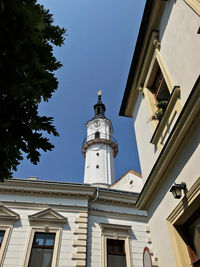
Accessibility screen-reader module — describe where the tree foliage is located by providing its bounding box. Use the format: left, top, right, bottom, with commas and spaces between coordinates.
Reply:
0, 0, 66, 181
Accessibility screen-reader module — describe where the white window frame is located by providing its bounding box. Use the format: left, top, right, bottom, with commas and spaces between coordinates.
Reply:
23, 208, 67, 267
99, 223, 132, 267
0, 205, 20, 266
22, 227, 62, 267
0, 225, 13, 266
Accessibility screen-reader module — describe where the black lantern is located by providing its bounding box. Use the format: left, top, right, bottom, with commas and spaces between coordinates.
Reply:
170, 182, 187, 199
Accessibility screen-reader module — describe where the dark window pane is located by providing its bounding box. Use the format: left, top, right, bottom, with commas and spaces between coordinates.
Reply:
107, 239, 126, 267
28, 233, 55, 267
95, 131, 100, 138
151, 69, 170, 102
0, 230, 5, 247
107, 255, 126, 267
28, 248, 53, 267
107, 239, 125, 255
33, 233, 55, 247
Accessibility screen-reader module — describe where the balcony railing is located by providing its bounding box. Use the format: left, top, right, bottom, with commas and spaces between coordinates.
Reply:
82, 133, 118, 146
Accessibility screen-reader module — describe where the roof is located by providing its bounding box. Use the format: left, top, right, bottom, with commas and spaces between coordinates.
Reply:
119, 0, 153, 116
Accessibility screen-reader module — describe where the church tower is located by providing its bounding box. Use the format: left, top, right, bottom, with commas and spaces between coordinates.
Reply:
82, 91, 118, 187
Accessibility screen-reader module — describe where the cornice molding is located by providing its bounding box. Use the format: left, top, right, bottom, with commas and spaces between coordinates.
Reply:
89, 209, 148, 222
120, 0, 167, 117
0, 180, 140, 207
137, 77, 200, 209
28, 208, 67, 224
167, 177, 200, 224
0, 201, 88, 213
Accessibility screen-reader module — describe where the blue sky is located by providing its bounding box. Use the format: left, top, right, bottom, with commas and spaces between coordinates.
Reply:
13, 0, 146, 183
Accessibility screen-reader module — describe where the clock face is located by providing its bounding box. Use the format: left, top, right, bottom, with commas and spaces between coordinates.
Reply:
94, 120, 101, 128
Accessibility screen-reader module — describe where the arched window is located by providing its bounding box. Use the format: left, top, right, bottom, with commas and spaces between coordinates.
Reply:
95, 131, 100, 138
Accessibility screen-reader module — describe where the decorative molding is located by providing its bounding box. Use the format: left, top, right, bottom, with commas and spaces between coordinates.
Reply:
153, 39, 160, 49
100, 223, 132, 267
137, 77, 200, 209
184, 0, 200, 15
28, 208, 67, 224
137, 86, 145, 96
0, 205, 20, 221
99, 223, 132, 232
72, 213, 88, 267
0, 201, 88, 213
89, 208, 147, 222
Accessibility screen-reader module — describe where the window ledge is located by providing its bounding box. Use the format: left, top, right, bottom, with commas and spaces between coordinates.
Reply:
150, 86, 180, 144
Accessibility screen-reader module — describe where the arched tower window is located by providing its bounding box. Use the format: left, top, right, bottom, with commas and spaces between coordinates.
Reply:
95, 131, 100, 138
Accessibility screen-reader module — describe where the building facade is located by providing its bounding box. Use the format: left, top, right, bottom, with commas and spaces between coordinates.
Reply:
0, 178, 156, 267
120, 0, 200, 266
0, 93, 158, 267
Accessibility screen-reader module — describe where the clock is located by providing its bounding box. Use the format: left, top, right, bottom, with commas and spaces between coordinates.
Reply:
94, 120, 101, 128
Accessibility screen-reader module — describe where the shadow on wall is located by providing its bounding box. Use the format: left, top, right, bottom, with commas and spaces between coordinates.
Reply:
147, 112, 200, 220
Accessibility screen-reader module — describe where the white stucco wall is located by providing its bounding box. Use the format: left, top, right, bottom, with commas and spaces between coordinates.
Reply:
111, 171, 144, 193
84, 118, 116, 185
87, 202, 150, 267
2, 206, 81, 267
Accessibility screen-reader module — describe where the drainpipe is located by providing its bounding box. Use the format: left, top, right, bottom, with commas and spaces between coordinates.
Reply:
86, 187, 99, 267
92, 187, 99, 202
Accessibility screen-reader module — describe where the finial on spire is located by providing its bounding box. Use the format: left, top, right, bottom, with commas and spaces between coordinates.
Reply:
98, 90, 102, 96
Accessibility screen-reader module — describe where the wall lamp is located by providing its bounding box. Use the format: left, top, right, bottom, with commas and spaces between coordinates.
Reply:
170, 182, 187, 199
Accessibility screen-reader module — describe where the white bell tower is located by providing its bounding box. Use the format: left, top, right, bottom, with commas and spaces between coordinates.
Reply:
82, 91, 118, 187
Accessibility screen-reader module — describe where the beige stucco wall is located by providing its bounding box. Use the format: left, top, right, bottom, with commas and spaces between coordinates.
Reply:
147, 113, 200, 266
132, 94, 158, 184
159, 0, 200, 105
132, 0, 200, 184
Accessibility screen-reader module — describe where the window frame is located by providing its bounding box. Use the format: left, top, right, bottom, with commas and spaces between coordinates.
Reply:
23, 227, 62, 267
0, 205, 20, 266
184, 0, 200, 16
167, 177, 200, 267
99, 223, 132, 267
0, 226, 13, 266
143, 50, 182, 148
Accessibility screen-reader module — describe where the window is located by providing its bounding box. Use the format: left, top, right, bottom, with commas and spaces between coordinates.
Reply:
143, 50, 181, 147
95, 131, 100, 138
107, 239, 126, 267
0, 231, 5, 248
23, 208, 66, 267
96, 165, 99, 169
167, 177, 200, 267
97, 153, 99, 156
99, 223, 131, 267
151, 68, 170, 102
181, 207, 200, 266
0, 205, 20, 266
28, 232, 55, 267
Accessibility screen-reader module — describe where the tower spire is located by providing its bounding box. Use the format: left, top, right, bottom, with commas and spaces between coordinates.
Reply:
82, 92, 118, 187
93, 91, 106, 119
